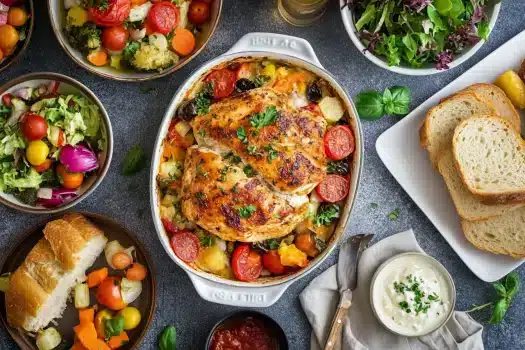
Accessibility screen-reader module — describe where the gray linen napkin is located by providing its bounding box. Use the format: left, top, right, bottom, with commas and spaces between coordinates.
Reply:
299, 229, 484, 350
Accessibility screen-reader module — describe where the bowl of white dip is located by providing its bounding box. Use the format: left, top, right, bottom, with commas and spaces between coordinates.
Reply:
370, 252, 456, 337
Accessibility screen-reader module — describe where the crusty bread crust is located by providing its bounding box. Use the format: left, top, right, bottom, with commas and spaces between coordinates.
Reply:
43, 220, 85, 271
453, 115, 525, 205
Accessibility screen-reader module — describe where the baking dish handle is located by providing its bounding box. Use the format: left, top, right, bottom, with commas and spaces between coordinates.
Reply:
226, 32, 324, 69
187, 272, 294, 307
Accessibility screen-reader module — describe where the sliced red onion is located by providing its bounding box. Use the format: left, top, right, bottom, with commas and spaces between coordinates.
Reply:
47, 81, 60, 94
0, 0, 19, 7
37, 188, 53, 199
38, 188, 77, 208
14, 87, 33, 101
0, 12, 7, 26
59, 144, 99, 173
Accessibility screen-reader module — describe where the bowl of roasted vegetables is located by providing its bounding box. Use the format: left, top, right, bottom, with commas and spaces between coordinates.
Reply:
0, 73, 113, 213
0, 0, 34, 73
150, 33, 363, 305
48, 0, 222, 81
340, 0, 501, 75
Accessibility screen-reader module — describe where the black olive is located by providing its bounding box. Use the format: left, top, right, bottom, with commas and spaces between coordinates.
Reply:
176, 100, 198, 121
307, 81, 322, 102
235, 78, 256, 93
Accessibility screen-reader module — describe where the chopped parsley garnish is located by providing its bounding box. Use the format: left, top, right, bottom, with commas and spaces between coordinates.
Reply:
218, 166, 230, 182
247, 145, 258, 155
223, 152, 241, 164
194, 191, 207, 207
394, 276, 440, 315
327, 159, 349, 175
253, 238, 280, 252
196, 164, 208, 178
197, 130, 206, 137
263, 144, 278, 163
254, 75, 271, 87
238, 204, 257, 218
237, 127, 248, 143
199, 235, 214, 248
388, 208, 400, 221
249, 106, 279, 131
195, 93, 211, 115
243, 165, 256, 177
313, 204, 340, 227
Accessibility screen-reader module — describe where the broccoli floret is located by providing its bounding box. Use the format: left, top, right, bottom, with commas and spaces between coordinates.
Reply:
67, 23, 101, 54
130, 43, 179, 72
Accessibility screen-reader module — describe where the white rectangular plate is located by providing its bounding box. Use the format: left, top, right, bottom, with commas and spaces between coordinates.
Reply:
376, 30, 525, 282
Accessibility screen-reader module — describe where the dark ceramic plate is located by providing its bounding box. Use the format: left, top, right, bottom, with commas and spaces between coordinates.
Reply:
205, 311, 288, 350
0, 0, 35, 73
0, 212, 155, 349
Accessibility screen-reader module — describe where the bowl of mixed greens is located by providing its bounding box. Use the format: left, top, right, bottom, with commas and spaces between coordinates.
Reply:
0, 72, 113, 213
340, 0, 501, 75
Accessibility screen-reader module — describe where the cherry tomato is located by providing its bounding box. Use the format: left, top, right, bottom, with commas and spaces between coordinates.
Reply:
324, 125, 355, 160
33, 159, 52, 173
56, 164, 84, 189
88, 0, 131, 27
315, 174, 349, 203
21, 114, 48, 141
188, 1, 210, 25
26, 140, 49, 166
7, 7, 28, 27
0, 25, 19, 52
101, 26, 129, 51
96, 276, 127, 310
162, 218, 179, 234
167, 120, 195, 148
126, 263, 148, 281
1, 93, 13, 107
147, 2, 179, 35
232, 244, 263, 282
205, 69, 236, 99
295, 233, 319, 257
262, 250, 285, 275
170, 231, 199, 262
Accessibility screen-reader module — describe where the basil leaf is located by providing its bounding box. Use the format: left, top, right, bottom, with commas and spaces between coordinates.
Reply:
489, 298, 509, 324
390, 86, 411, 105
493, 282, 507, 298
382, 88, 393, 105
355, 91, 384, 120
104, 316, 125, 339
504, 272, 519, 299
159, 325, 177, 350
122, 145, 146, 176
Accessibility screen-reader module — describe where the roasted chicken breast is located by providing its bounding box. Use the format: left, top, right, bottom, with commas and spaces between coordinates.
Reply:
191, 88, 328, 195
180, 146, 309, 242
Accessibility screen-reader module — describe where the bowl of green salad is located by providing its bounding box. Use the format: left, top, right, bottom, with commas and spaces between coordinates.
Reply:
0, 72, 113, 213
340, 0, 501, 75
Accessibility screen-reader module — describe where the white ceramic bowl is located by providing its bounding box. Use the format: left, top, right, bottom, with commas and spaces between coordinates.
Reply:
0, 73, 113, 214
150, 32, 364, 307
47, 0, 222, 81
340, 1, 501, 75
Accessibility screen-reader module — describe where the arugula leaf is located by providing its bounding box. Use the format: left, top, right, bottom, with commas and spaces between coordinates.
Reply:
249, 106, 279, 130
122, 145, 146, 176
238, 204, 257, 218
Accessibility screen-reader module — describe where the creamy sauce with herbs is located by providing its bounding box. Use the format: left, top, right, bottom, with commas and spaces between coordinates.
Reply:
372, 254, 453, 336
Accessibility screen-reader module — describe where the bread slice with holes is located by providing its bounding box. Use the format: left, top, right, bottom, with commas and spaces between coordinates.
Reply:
462, 206, 525, 258
447, 83, 521, 133
453, 115, 525, 204
420, 92, 497, 166
438, 149, 524, 221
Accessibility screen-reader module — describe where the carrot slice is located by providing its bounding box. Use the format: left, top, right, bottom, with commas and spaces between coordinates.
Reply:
71, 341, 89, 350
87, 50, 108, 67
108, 331, 129, 349
171, 28, 196, 56
87, 267, 108, 288
126, 263, 148, 281
79, 308, 95, 325
74, 322, 110, 350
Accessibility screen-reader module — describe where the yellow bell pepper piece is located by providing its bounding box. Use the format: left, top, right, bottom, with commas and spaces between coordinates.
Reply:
278, 242, 308, 268
495, 70, 525, 109
262, 63, 276, 80
67, 6, 88, 27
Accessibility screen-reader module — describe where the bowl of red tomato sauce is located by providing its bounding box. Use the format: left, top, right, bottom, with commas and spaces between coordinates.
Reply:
47, 0, 222, 81
206, 311, 288, 350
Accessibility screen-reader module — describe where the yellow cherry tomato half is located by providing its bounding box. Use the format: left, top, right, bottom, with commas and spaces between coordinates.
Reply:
117, 307, 142, 330
26, 140, 49, 166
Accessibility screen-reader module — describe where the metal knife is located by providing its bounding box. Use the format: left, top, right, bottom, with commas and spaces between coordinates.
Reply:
324, 234, 374, 350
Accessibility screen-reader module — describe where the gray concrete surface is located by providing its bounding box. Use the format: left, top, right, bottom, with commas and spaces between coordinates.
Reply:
1, 0, 525, 349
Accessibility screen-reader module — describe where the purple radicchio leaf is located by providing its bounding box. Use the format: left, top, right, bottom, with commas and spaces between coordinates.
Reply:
471, 2, 486, 24
403, 0, 432, 13
435, 50, 454, 70
359, 30, 382, 53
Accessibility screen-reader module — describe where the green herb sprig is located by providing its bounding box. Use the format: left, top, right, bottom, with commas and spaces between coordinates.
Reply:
313, 204, 340, 227
238, 204, 257, 218
249, 106, 279, 131
122, 145, 146, 176
355, 86, 411, 120
466, 272, 519, 324
158, 325, 176, 350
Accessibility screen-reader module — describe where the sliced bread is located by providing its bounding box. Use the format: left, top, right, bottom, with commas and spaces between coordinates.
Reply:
462, 206, 525, 258
420, 92, 497, 166
452, 83, 521, 133
453, 115, 525, 204
438, 149, 524, 221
